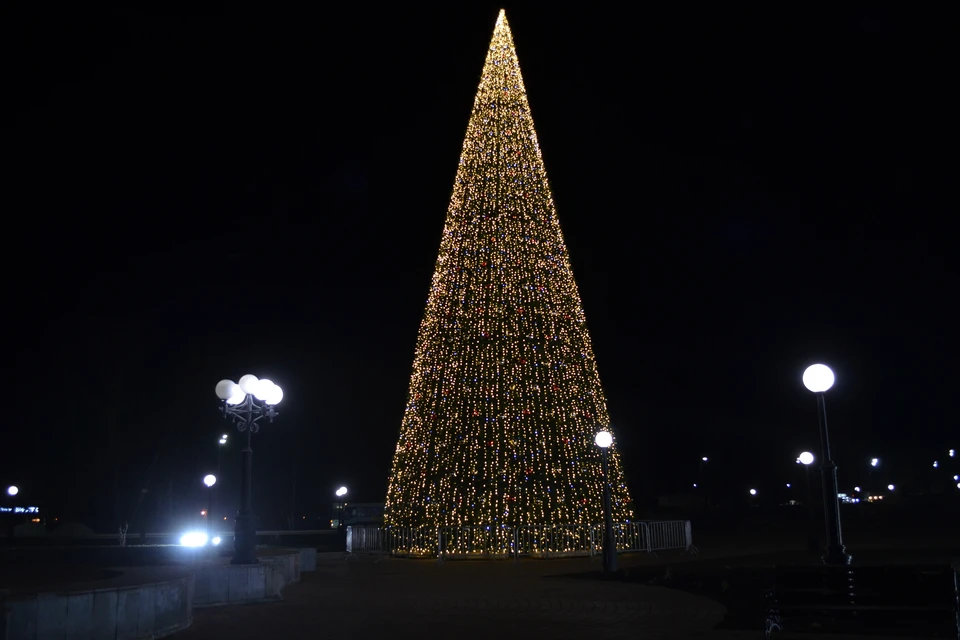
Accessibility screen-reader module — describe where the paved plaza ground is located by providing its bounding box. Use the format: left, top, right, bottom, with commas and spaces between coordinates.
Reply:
172, 544, 951, 640
175, 552, 731, 639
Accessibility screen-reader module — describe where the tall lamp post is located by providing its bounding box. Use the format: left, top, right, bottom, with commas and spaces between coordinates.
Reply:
215, 375, 283, 565
214, 434, 228, 527
699, 456, 709, 511
594, 429, 617, 574
802, 364, 851, 565
335, 486, 348, 528
203, 474, 217, 544
797, 451, 817, 551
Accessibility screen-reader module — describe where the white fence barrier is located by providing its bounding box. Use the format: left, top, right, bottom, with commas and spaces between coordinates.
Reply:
346, 520, 696, 559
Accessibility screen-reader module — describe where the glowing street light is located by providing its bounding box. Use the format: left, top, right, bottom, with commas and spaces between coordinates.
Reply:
798, 451, 815, 466
6, 485, 18, 497
950, 449, 955, 458
887, 484, 895, 491
933, 461, 939, 468
854, 486, 861, 492
870, 458, 879, 467
215, 374, 283, 564
594, 429, 617, 574
749, 488, 757, 496
802, 363, 850, 565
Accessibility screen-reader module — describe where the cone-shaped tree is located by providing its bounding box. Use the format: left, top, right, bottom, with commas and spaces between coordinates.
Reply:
385, 10, 632, 530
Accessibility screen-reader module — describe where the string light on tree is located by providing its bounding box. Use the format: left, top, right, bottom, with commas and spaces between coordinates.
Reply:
384, 9, 633, 538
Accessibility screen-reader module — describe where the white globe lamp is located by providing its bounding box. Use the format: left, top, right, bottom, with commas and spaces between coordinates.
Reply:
254, 379, 275, 401
594, 430, 613, 448
265, 384, 283, 405
799, 451, 815, 466
238, 374, 260, 395
203, 474, 217, 488
802, 364, 835, 393
215, 379, 238, 400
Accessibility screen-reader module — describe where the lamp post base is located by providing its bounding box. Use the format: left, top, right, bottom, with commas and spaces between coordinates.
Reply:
231, 512, 259, 565
822, 546, 852, 566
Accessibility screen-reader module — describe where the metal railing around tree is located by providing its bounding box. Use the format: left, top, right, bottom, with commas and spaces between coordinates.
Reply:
346, 520, 697, 559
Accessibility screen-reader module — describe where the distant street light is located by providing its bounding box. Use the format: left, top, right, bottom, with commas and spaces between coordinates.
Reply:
798, 451, 815, 466
802, 363, 850, 565
749, 488, 757, 496
933, 461, 939, 468
870, 458, 879, 467
854, 486, 861, 492
887, 484, 895, 491
950, 449, 955, 458
6, 485, 18, 497
215, 375, 283, 564
594, 430, 617, 574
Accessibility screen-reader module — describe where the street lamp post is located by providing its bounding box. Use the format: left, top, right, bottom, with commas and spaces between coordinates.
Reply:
699, 456, 709, 511
215, 375, 283, 565
335, 486, 348, 529
594, 430, 617, 575
802, 364, 851, 565
798, 451, 817, 551
203, 474, 217, 545
214, 434, 227, 526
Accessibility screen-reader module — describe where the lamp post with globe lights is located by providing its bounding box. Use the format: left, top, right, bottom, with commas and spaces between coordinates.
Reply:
215, 375, 283, 565
594, 429, 617, 575
6, 486, 18, 497
203, 474, 217, 543
802, 364, 851, 565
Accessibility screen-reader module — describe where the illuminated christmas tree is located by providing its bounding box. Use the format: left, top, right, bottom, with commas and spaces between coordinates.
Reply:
385, 10, 632, 532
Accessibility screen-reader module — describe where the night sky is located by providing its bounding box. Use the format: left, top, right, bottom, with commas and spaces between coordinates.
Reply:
3, 5, 953, 530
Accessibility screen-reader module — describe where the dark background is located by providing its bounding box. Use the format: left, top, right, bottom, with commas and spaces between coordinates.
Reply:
2, 5, 953, 531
